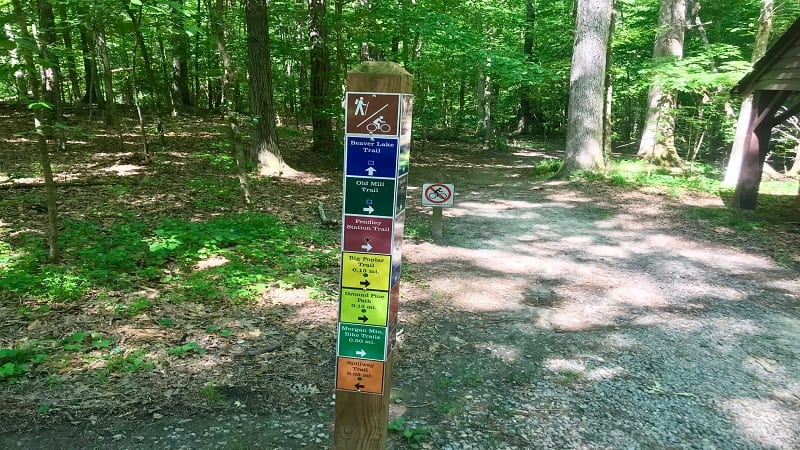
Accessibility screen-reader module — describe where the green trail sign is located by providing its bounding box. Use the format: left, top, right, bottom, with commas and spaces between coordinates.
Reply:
337, 323, 388, 361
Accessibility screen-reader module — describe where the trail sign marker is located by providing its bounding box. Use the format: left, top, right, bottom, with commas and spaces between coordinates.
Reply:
336, 358, 384, 394
337, 323, 388, 361
340, 288, 389, 326
335, 62, 413, 450
346, 93, 401, 136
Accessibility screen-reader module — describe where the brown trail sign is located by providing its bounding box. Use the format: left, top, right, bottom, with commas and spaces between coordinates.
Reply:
334, 62, 413, 450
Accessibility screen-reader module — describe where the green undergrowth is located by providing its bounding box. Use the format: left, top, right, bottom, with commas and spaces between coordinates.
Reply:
534, 158, 798, 199
598, 160, 723, 195
0, 211, 337, 307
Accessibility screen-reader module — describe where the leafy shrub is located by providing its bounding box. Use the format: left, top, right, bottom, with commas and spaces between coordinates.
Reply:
0, 347, 47, 382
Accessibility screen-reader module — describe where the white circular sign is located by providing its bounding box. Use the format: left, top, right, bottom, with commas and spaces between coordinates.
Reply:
422, 183, 454, 207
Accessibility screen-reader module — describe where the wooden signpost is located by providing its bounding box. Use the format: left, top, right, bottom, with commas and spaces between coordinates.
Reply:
334, 62, 413, 450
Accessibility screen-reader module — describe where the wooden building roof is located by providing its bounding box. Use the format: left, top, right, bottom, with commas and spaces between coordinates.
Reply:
734, 18, 800, 95
730, 17, 800, 210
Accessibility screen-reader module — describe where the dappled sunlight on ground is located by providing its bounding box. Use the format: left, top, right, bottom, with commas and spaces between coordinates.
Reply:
101, 163, 145, 176
721, 398, 800, 448
398, 150, 800, 447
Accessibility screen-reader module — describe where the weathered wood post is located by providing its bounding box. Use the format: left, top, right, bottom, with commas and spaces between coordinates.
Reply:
334, 62, 412, 450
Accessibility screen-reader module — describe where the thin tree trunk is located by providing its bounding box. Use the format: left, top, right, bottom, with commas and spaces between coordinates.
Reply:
637, 0, 686, 168
515, 0, 536, 135
724, 0, 773, 186
125, 2, 160, 111
57, 5, 80, 104
560, 0, 614, 176
5, 23, 28, 100
96, 25, 116, 126
130, 50, 149, 161
16, 0, 61, 262
308, 0, 334, 152
479, 27, 493, 151
211, 0, 251, 204
171, 0, 192, 114
80, 27, 103, 105
602, 1, 617, 165
10, 1, 34, 100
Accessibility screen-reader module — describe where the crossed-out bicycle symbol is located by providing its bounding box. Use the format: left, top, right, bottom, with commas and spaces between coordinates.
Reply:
424, 184, 452, 204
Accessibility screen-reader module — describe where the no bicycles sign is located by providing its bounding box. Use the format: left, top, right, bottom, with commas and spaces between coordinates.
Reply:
422, 183, 454, 207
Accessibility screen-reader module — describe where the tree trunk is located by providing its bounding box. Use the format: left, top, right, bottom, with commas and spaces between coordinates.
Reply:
723, 0, 773, 186
515, 0, 536, 135
786, 144, 800, 177
125, 3, 160, 111
57, 5, 80, 104
210, 0, 236, 109
211, 0, 251, 204
171, 0, 192, 114
603, 2, 617, 164
96, 25, 116, 126
79, 27, 103, 105
479, 27, 493, 151
308, 0, 334, 153
11, 0, 35, 101
637, 0, 686, 168
5, 22, 28, 100
244, 0, 291, 177
15, 0, 60, 262
560, 0, 614, 175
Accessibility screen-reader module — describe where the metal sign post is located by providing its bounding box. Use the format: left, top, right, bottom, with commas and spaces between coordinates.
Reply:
334, 62, 413, 450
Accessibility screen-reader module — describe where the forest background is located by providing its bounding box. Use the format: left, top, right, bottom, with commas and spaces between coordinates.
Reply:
3, 0, 800, 180
2, 1, 800, 445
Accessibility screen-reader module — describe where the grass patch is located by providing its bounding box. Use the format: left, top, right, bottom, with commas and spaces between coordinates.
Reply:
531, 159, 562, 179
571, 159, 724, 195
0, 212, 337, 306
686, 207, 763, 231
556, 369, 584, 385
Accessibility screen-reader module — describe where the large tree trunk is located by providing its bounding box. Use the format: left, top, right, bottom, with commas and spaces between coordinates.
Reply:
244, 0, 292, 177
723, 0, 774, 186
560, 0, 614, 175
637, 0, 686, 168
308, 0, 334, 153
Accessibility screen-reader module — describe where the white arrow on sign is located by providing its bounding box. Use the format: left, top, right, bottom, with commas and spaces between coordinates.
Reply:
362, 242, 373, 252
363, 205, 375, 214
356, 349, 367, 358
365, 167, 377, 176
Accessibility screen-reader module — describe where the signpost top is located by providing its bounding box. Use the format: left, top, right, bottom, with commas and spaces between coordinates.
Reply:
347, 62, 413, 94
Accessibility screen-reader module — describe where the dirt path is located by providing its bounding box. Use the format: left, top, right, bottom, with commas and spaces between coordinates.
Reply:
2, 146, 799, 449
394, 148, 800, 449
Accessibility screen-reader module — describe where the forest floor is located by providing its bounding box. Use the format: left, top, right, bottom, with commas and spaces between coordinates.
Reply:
1, 108, 800, 449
